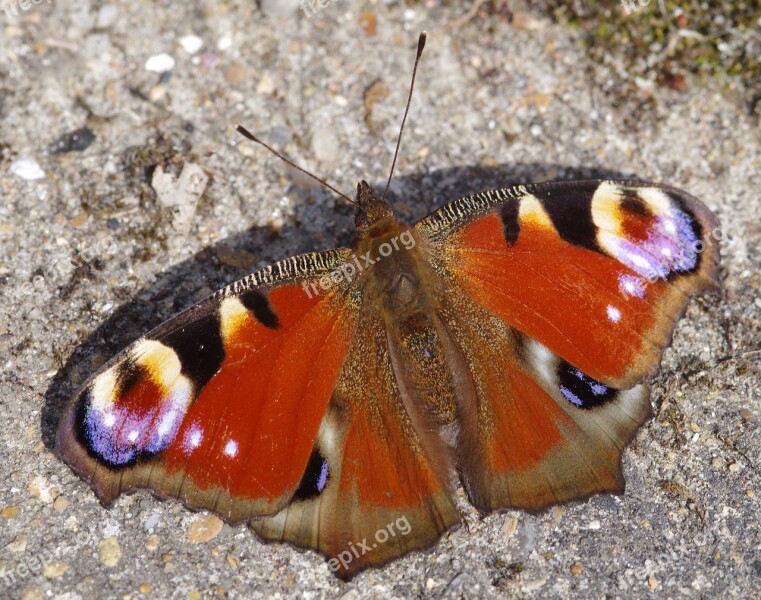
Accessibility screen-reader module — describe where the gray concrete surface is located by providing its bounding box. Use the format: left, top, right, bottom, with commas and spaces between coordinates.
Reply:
1, 1, 759, 599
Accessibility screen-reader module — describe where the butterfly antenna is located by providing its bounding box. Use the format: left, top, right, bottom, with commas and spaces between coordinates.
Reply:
381, 31, 427, 203
236, 125, 356, 206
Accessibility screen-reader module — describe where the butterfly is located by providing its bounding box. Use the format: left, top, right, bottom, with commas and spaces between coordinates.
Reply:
55, 33, 720, 579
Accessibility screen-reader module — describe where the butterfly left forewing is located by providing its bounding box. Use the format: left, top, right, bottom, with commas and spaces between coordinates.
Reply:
56, 249, 359, 523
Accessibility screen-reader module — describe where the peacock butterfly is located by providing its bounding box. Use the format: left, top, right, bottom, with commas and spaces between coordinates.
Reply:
55, 33, 720, 579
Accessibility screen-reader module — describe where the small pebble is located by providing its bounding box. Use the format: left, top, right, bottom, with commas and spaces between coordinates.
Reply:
502, 516, 519, 536
187, 514, 223, 543
50, 127, 95, 154
217, 34, 232, 51
256, 72, 275, 95
10, 158, 45, 180
145, 534, 161, 550
570, 563, 583, 576
311, 125, 340, 165
359, 11, 378, 36
179, 34, 203, 55
148, 84, 168, 102
648, 575, 660, 589
512, 11, 544, 31
99, 537, 122, 567
43, 561, 67, 579
1, 505, 20, 518
70, 212, 88, 227
145, 53, 175, 73
27, 475, 59, 504
53, 496, 69, 512
237, 142, 256, 157
143, 510, 161, 531
8, 534, 28, 552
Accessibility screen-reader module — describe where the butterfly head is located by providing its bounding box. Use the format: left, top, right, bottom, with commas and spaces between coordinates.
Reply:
355, 180, 395, 235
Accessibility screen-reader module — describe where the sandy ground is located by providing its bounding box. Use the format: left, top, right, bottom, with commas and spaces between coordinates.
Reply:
1, 1, 759, 599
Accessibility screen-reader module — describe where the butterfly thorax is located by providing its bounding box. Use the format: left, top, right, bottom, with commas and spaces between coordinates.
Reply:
354, 217, 440, 316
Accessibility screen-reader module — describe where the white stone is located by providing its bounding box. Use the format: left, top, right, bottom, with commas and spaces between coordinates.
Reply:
311, 125, 340, 165
145, 53, 175, 73
217, 34, 232, 51
179, 35, 203, 55
10, 158, 45, 180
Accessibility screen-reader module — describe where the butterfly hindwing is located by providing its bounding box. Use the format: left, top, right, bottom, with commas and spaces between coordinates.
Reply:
56, 249, 360, 523
250, 306, 461, 578
436, 294, 651, 512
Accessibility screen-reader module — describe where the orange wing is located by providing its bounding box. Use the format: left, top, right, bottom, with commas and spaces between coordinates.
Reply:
251, 305, 460, 579
56, 250, 359, 522
56, 246, 460, 579
415, 180, 719, 510
436, 293, 651, 511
